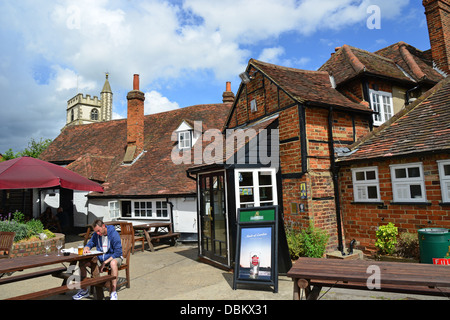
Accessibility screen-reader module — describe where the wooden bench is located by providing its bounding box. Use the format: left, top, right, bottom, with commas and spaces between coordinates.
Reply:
150, 232, 180, 245
288, 257, 450, 300
6, 274, 116, 300
0, 266, 67, 285
305, 279, 450, 299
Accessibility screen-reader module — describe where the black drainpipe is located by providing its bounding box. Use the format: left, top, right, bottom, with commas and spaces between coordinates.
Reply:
328, 107, 344, 254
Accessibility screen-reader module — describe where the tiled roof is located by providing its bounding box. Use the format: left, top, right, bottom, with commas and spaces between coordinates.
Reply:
40, 103, 232, 197
337, 76, 450, 162
319, 42, 443, 86
250, 59, 372, 113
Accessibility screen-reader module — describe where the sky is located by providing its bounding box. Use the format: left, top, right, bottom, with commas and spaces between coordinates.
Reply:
0, 0, 432, 153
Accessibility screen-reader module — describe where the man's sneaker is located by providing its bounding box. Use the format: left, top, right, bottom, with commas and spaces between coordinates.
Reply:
110, 291, 118, 300
72, 288, 90, 300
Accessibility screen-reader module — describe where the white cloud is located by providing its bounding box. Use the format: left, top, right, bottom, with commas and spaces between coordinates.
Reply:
144, 91, 180, 115
0, 0, 412, 152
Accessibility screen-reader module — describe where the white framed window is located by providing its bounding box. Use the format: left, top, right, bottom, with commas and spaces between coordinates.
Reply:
108, 201, 120, 219
438, 160, 450, 203
390, 163, 426, 202
352, 167, 380, 202
156, 201, 168, 217
369, 89, 393, 126
131, 200, 169, 219
235, 168, 277, 209
178, 131, 192, 149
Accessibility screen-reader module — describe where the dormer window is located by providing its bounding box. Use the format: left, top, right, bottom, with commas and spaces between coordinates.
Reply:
178, 131, 192, 149
175, 120, 200, 150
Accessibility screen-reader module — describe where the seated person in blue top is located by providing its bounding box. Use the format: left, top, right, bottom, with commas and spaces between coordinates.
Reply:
73, 219, 123, 300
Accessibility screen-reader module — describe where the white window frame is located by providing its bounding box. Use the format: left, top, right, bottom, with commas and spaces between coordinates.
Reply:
351, 167, 380, 202
131, 200, 169, 219
390, 162, 426, 203
369, 89, 393, 126
235, 168, 277, 209
178, 131, 192, 149
437, 160, 450, 203
108, 201, 120, 220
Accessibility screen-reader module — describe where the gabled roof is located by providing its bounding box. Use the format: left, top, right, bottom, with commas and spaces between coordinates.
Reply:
337, 76, 450, 163
40, 103, 232, 197
319, 42, 444, 87
249, 59, 372, 113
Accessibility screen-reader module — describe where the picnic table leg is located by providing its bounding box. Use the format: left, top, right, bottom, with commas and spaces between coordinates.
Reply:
296, 279, 311, 300
89, 260, 107, 300
143, 229, 155, 252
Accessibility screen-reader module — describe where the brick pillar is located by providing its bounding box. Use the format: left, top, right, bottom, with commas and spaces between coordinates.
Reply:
124, 74, 145, 162
423, 0, 450, 74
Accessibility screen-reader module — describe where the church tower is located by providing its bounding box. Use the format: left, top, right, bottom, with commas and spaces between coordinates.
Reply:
65, 74, 113, 128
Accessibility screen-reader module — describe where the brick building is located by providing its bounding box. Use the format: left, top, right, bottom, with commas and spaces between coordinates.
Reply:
187, 1, 449, 267
336, 0, 450, 254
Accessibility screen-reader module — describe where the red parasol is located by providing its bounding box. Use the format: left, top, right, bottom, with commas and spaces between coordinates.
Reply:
0, 157, 103, 192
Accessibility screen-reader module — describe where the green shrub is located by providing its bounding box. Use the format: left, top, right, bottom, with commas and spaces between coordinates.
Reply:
25, 219, 45, 237
375, 222, 398, 255
0, 220, 28, 242
285, 220, 329, 259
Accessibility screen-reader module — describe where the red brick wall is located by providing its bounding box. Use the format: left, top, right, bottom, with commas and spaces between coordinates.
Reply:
228, 70, 372, 251
339, 153, 450, 253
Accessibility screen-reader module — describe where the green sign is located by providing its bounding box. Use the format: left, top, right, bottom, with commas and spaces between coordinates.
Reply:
239, 208, 275, 223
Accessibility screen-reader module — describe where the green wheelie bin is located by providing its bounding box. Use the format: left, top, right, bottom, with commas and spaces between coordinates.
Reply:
418, 228, 450, 264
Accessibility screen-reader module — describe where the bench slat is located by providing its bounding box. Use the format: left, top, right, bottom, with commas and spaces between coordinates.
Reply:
6, 275, 116, 300
0, 266, 67, 285
309, 279, 450, 298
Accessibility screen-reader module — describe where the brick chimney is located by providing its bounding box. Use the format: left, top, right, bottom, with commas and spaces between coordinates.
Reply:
222, 81, 235, 103
124, 74, 145, 163
423, 0, 450, 74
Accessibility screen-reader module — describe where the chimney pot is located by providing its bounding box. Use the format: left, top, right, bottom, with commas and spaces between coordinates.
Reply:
133, 74, 139, 91
226, 81, 231, 92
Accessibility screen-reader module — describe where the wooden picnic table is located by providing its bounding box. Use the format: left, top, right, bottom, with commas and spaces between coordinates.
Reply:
287, 257, 450, 300
0, 251, 112, 300
133, 222, 180, 252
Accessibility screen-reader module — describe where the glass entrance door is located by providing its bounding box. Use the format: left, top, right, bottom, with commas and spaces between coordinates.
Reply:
199, 172, 228, 265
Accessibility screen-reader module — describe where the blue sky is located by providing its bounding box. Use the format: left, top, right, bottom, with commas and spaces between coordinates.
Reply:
0, 0, 431, 153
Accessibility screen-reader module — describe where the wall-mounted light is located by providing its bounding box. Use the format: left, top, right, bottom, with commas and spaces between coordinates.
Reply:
239, 70, 258, 84
239, 72, 251, 84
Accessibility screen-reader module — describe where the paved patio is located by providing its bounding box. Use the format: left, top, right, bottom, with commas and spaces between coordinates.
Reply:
0, 234, 447, 301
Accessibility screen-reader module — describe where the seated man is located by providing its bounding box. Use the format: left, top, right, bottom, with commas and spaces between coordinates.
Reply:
73, 219, 123, 300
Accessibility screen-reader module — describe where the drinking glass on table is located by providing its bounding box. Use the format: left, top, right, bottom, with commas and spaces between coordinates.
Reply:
44, 240, 51, 256
56, 239, 63, 256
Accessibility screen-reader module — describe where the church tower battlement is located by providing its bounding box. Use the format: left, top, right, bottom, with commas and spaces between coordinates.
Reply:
65, 74, 113, 128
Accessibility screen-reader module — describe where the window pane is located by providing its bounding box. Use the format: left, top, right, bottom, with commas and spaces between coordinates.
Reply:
239, 188, 254, 203
367, 186, 378, 199
410, 185, 422, 198
258, 171, 272, 185
366, 170, 376, 180
259, 186, 273, 201
444, 164, 450, 176
239, 172, 253, 186
395, 168, 407, 179
408, 167, 420, 178
355, 171, 365, 181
